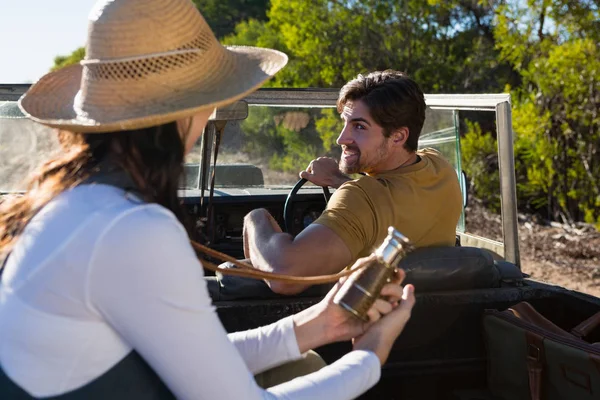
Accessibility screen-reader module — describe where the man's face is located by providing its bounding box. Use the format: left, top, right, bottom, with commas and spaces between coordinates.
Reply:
337, 100, 391, 174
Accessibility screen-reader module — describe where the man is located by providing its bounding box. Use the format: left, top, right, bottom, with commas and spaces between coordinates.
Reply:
243, 70, 462, 295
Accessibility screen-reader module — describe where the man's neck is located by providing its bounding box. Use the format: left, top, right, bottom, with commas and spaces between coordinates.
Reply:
366, 151, 419, 176
396, 151, 419, 169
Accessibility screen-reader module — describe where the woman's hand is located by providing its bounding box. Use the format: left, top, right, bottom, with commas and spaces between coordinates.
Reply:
291, 256, 415, 356
352, 283, 415, 365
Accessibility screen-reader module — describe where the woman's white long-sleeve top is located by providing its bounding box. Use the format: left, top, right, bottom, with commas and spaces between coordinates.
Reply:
0, 184, 380, 399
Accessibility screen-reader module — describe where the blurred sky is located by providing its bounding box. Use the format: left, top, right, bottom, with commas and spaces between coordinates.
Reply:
0, 0, 97, 83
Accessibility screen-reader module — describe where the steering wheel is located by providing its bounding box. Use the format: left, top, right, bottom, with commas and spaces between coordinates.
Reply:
283, 178, 331, 233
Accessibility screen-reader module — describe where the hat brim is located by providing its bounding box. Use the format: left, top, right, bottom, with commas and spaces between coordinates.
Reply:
18, 46, 287, 133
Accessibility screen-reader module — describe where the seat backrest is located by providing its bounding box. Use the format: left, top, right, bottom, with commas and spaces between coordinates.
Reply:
400, 246, 522, 291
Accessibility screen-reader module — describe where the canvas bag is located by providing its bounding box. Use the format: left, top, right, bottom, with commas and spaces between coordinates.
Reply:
483, 301, 600, 400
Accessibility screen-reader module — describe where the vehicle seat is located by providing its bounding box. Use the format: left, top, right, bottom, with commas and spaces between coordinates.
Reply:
400, 246, 523, 292
208, 246, 523, 301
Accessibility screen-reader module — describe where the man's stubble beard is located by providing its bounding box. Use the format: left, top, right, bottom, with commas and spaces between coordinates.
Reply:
339, 149, 361, 175
339, 139, 390, 175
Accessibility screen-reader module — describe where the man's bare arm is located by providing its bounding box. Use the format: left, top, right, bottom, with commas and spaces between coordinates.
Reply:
243, 208, 353, 295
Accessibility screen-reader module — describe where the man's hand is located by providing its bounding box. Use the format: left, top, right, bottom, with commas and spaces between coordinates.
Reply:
300, 157, 351, 189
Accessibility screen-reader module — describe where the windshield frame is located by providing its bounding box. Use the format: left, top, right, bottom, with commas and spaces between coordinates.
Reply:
0, 85, 518, 267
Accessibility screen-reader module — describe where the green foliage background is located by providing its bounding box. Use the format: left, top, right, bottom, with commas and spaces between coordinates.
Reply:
51, 0, 600, 227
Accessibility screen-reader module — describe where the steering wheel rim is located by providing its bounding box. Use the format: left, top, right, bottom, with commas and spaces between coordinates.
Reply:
284, 178, 331, 233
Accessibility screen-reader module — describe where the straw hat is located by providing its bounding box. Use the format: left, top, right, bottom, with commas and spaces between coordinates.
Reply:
18, 0, 288, 133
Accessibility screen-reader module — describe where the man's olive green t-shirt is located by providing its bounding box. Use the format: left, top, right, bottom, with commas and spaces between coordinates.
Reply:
314, 148, 462, 260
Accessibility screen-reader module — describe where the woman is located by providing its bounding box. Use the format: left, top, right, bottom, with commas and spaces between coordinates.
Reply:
0, 0, 416, 399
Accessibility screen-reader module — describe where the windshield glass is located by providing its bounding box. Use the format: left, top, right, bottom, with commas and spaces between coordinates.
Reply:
0, 101, 61, 193
1, 95, 465, 231
185, 105, 462, 189
1, 99, 463, 200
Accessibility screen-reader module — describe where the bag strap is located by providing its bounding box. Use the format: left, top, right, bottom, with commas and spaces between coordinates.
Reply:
190, 240, 364, 284
206, 121, 225, 245
525, 330, 545, 400
509, 302, 576, 339
571, 311, 600, 339
509, 303, 548, 400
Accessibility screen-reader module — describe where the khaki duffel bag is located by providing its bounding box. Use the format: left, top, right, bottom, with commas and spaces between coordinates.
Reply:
483, 302, 600, 400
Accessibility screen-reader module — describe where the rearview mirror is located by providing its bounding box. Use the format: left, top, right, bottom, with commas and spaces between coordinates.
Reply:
209, 100, 248, 122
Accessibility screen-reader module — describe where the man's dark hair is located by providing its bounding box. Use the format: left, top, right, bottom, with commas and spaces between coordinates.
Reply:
337, 70, 426, 152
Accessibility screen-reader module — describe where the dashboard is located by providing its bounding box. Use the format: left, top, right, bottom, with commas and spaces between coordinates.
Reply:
180, 187, 329, 260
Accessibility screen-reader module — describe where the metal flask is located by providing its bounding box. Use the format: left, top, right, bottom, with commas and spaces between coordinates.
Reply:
333, 227, 414, 321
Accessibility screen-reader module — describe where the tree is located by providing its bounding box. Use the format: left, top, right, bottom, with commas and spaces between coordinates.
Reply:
462, 0, 600, 226
225, 0, 513, 92
191, 0, 270, 38
494, 0, 600, 225
52, 47, 85, 72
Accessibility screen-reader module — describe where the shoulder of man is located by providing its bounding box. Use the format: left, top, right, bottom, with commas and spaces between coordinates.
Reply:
416, 147, 456, 172
417, 147, 448, 163
315, 176, 381, 260
417, 147, 444, 161
325, 175, 396, 217
338, 174, 389, 194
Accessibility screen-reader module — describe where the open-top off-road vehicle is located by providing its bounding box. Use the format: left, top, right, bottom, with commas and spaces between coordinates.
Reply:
2, 85, 599, 399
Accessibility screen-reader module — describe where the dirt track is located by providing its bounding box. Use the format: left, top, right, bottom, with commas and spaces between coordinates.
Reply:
465, 198, 600, 297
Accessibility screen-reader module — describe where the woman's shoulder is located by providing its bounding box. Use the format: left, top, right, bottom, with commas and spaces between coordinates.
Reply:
59, 184, 176, 220
75, 185, 185, 240
44, 184, 185, 245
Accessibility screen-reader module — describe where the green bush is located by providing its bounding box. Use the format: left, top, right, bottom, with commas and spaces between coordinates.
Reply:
461, 121, 500, 212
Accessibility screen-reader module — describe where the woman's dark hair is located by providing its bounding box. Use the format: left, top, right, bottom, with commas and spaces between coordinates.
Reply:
0, 122, 187, 257
337, 70, 426, 152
